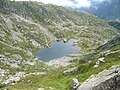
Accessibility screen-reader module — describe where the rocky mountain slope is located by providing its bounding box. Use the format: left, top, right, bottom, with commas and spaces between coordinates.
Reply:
0, 0, 120, 90
0, 0, 119, 54
108, 20, 120, 30
77, 35, 120, 90
80, 0, 120, 20
3, 35, 120, 90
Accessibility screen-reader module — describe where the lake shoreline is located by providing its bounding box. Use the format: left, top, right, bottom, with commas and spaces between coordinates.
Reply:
35, 39, 80, 61
45, 56, 74, 67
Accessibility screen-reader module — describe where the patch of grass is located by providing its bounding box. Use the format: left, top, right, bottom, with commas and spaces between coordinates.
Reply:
4, 50, 120, 90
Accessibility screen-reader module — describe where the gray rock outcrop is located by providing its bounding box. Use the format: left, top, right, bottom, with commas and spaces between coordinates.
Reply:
71, 78, 79, 90
63, 67, 78, 76
2, 72, 25, 85
93, 57, 105, 68
77, 65, 120, 90
46, 56, 73, 67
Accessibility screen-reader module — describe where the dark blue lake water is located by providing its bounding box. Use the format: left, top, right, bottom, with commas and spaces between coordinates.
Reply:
35, 39, 80, 61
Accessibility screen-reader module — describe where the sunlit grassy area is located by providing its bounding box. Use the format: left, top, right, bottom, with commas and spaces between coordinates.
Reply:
3, 48, 120, 90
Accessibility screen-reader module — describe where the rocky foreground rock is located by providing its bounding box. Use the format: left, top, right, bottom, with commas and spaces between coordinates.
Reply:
77, 65, 120, 90
63, 67, 78, 76
71, 78, 79, 89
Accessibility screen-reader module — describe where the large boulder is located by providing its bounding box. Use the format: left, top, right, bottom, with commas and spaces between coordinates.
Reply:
63, 38, 67, 43
71, 78, 79, 90
63, 67, 78, 76
77, 65, 120, 90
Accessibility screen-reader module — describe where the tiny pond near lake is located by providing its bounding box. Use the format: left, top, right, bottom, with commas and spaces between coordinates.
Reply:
35, 39, 80, 61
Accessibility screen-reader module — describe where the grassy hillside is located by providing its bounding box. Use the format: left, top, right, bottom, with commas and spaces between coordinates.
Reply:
0, 0, 120, 90
3, 36, 120, 90
0, 0, 119, 53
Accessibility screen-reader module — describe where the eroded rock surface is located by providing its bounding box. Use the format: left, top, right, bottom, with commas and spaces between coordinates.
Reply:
63, 67, 78, 76
77, 65, 120, 90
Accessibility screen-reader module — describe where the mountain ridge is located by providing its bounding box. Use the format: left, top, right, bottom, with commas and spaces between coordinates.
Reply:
79, 0, 120, 20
